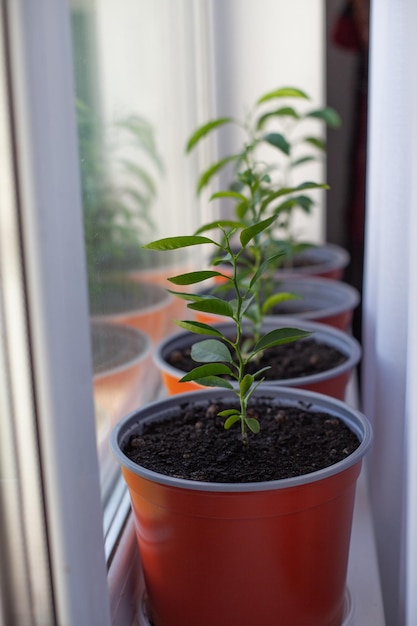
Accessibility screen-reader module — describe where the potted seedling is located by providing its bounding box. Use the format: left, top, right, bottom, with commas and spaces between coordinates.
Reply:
111, 214, 371, 626
77, 101, 173, 343
151, 210, 361, 400
186, 85, 348, 279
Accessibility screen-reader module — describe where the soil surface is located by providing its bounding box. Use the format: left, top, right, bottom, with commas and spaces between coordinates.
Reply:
167, 337, 347, 381
123, 397, 360, 483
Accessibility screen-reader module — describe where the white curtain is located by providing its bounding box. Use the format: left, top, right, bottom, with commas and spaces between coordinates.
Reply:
363, 0, 417, 623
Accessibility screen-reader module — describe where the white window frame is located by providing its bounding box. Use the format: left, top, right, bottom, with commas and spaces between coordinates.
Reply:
1, 1, 111, 624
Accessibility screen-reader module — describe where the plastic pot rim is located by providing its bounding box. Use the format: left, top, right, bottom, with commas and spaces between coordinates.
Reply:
154, 317, 362, 389
111, 385, 372, 493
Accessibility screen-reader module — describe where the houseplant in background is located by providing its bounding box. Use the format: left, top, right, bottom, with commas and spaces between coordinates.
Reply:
111, 214, 371, 626
186, 85, 349, 279
149, 191, 360, 402
77, 100, 173, 344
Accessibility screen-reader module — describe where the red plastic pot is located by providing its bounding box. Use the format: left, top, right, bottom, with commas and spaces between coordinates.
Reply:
276, 243, 350, 280
196, 276, 360, 332
111, 387, 372, 626
90, 279, 173, 345
154, 318, 361, 400
213, 243, 350, 284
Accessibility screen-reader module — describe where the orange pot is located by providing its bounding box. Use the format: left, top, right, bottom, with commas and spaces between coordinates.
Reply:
213, 243, 350, 284
154, 318, 361, 400
92, 322, 153, 455
128, 261, 193, 333
111, 387, 372, 626
196, 276, 360, 332
90, 280, 173, 345
276, 243, 350, 280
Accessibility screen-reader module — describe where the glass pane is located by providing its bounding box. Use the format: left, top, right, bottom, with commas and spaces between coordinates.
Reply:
70, 0, 212, 531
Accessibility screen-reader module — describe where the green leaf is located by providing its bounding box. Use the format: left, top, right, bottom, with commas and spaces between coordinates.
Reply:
263, 132, 290, 155
187, 297, 235, 319
175, 320, 223, 337
197, 155, 239, 193
249, 253, 285, 289
253, 328, 311, 354
241, 374, 254, 396
240, 214, 277, 247
304, 136, 326, 151
167, 290, 210, 302
193, 376, 234, 390
186, 117, 234, 152
179, 363, 234, 382
195, 220, 243, 235
257, 107, 300, 129
306, 107, 341, 128
218, 408, 240, 417
295, 181, 329, 191
143, 235, 214, 251
210, 191, 248, 203
274, 195, 315, 216
257, 87, 310, 104
191, 339, 233, 363
291, 155, 316, 168
168, 270, 226, 285
262, 292, 299, 315
245, 417, 260, 434
224, 414, 242, 429
252, 366, 271, 379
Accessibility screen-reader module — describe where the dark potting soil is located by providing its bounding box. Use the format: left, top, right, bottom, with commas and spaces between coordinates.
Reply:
167, 337, 347, 381
123, 398, 360, 483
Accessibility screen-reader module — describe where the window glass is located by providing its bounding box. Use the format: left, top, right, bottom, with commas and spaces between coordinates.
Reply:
70, 0, 213, 533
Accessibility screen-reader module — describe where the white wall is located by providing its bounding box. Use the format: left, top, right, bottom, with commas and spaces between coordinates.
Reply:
211, 0, 326, 243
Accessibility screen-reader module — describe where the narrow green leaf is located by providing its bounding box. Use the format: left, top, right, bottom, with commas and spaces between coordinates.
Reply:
195, 220, 243, 235
306, 107, 341, 128
210, 191, 248, 203
295, 181, 329, 191
257, 107, 300, 129
187, 297, 235, 319
291, 155, 316, 168
273, 195, 315, 216
262, 292, 299, 314
252, 366, 271, 379
240, 214, 277, 247
263, 132, 290, 155
224, 414, 242, 429
186, 117, 234, 153
191, 339, 233, 363
179, 363, 234, 381
143, 235, 214, 251
175, 320, 223, 337
218, 409, 240, 417
249, 253, 285, 289
253, 328, 311, 354
193, 376, 234, 390
197, 155, 239, 193
257, 87, 310, 104
245, 417, 260, 434
168, 270, 226, 285
241, 374, 254, 396
167, 289, 210, 302
304, 136, 326, 151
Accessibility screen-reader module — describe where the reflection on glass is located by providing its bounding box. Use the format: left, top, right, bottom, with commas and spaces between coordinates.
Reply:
70, 0, 209, 515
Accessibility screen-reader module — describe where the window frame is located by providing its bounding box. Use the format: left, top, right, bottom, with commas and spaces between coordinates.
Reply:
1, 1, 111, 624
